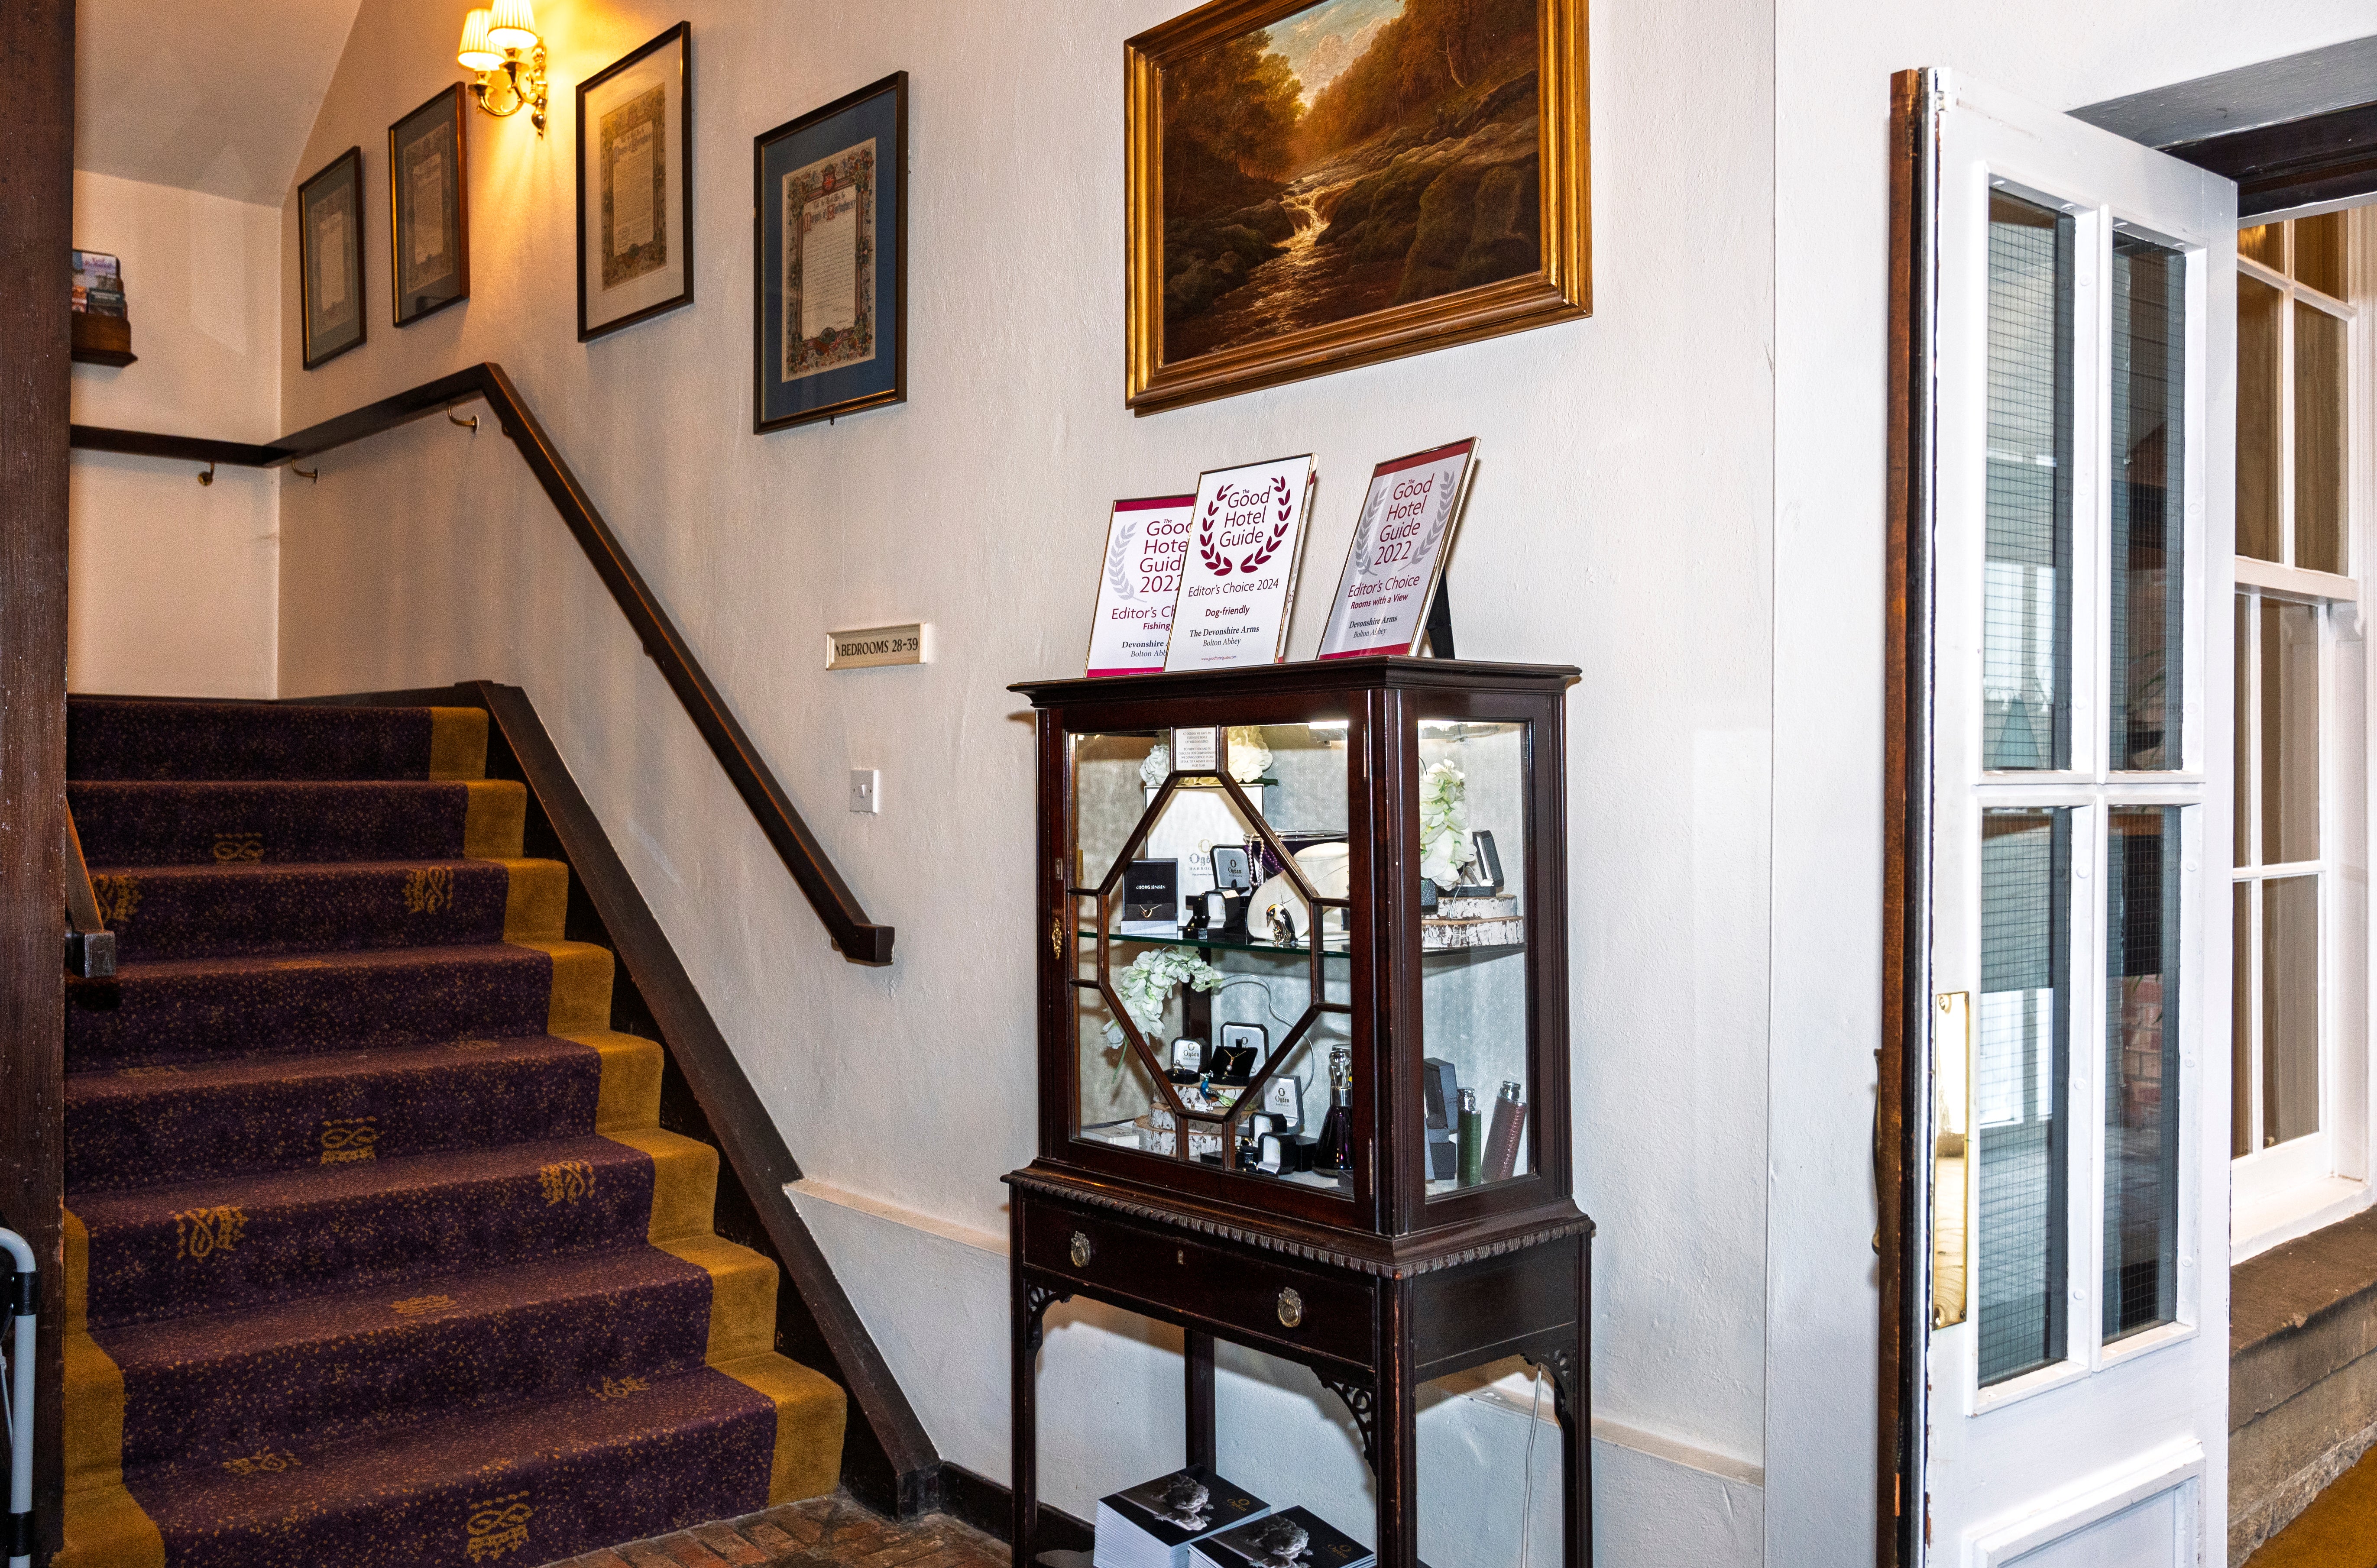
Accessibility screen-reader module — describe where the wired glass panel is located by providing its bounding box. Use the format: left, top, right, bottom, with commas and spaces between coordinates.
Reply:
2105, 808, 2181, 1341
1978, 808, 2072, 1384
2109, 235, 2186, 770
1983, 194, 2076, 772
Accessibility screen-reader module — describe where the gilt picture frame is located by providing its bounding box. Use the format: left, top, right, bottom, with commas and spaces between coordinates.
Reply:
298, 145, 367, 369
578, 22, 693, 341
752, 71, 908, 433
1124, 0, 1589, 414
389, 84, 470, 326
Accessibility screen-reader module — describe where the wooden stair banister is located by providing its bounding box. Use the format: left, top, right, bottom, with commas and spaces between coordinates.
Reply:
69, 363, 894, 966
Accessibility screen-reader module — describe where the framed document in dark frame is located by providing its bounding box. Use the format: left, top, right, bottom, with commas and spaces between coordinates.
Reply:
578, 22, 693, 341
389, 84, 470, 326
298, 146, 367, 368
753, 71, 907, 432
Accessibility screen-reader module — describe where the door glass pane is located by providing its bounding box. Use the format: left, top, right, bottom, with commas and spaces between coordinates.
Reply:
1983, 194, 2075, 771
2105, 808, 2179, 1341
1416, 719, 1533, 1200
2261, 601, 2319, 864
2233, 879, 2253, 1157
2236, 274, 2283, 563
2263, 873, 2320, 1148
2294, 302, 2348, 575
1977, 808, 2071, 1384
2234, 596, 2251, 867
2293, 211, 2347, 299
2109, 234, 2186, 770
2238, 223, 2283, 271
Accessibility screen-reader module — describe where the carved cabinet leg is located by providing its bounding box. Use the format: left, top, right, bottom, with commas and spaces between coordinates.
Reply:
1185, 1329, 1217, 1471
1374, 1282, 1420, 1568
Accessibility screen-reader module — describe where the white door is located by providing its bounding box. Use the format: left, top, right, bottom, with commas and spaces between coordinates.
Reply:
1915, 69, 2236, 1565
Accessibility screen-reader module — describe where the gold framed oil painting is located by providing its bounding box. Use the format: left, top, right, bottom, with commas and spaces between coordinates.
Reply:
1125, 0, 1589, 414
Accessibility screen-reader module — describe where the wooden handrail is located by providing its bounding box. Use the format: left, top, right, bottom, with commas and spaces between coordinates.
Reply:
70, 365, 894, 965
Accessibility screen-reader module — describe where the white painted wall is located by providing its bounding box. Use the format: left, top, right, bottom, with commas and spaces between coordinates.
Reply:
274, 0, 1774, 1558
69, 169, 280, 698
1768, 6, 2377, 1565
246, 0, 2377, 1559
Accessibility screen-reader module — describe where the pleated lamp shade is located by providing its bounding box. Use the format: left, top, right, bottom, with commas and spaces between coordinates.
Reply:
485, 0, 538, 52
456, 9, 502, 71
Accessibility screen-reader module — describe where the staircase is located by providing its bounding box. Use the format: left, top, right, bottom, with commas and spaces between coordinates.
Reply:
56, 697, 845, 1568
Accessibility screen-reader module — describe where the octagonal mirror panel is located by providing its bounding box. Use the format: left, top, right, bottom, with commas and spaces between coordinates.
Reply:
1068, 724, 1354, 1198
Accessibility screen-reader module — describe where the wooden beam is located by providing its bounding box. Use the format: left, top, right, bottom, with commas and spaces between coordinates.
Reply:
0, 0, 72, 1558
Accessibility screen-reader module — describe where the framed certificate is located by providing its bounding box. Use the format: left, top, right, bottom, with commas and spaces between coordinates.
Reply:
1160, 454, 1317, 672
1086, 493, 1194, 677
1316, 439, 1478, 659
389, 85, 469, 326
298, 146, 366, 369
578, 23, 693, 342
753, 72, 908, 432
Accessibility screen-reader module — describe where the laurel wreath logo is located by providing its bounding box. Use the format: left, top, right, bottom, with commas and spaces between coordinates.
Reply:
1197, 486, 1236, 577
1106, 520, 1140, 601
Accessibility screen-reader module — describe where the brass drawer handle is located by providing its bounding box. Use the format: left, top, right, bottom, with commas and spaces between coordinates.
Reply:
1277, 1287, 1303, 1328
1069, 1230, 1093, 1268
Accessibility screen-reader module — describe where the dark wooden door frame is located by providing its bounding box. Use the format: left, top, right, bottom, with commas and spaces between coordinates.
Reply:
0, 2, 72, 1562
1877, 66, 2376, 1568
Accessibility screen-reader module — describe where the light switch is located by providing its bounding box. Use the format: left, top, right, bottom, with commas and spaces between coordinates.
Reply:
849, 769, 881, 814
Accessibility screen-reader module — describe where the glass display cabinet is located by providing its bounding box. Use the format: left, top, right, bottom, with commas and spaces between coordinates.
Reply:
1005, 658, 1591, 1568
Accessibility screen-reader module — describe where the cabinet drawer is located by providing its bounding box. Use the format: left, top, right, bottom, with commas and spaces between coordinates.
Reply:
1026, 1203, 1373, 1365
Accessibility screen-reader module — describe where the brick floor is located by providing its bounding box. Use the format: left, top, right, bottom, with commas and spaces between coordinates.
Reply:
546, 1493, 1011, 1568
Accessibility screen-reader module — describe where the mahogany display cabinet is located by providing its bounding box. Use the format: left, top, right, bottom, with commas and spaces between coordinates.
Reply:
1006, 657, 1592, 1567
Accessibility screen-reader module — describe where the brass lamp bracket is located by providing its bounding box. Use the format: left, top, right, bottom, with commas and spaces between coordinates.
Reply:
470, 46, 548, 136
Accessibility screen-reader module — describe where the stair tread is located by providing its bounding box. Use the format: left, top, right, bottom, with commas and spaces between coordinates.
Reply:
81, 859, 521, 962
68, 698, 482, 783
69, 1031, 585, 1097
73, 1130, 694, 1329
97, 1241, 733, 1474
66, 1033, 609, 1193
121, 1358, 821, 1568
71, 778, 518, 867
68, 941, 567, 1070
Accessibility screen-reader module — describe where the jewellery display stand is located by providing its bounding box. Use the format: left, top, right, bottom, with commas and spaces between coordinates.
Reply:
1007, 658, 1591, 1568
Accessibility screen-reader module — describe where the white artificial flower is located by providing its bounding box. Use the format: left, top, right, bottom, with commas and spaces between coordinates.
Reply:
1418, 760, 1468, 890
1226, 727, 1272, 784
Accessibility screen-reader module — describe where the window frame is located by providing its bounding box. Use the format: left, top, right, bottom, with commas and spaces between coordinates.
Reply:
2229, 209, 2369, 1263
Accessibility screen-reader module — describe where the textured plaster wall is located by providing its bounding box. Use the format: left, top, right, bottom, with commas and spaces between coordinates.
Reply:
272, 0, 1777, 1556
68, 169, 279, 698
1767, 6, 2377, 1564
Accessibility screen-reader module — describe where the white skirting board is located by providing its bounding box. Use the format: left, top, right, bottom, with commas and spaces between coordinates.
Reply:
788, 1179, 1764, 1568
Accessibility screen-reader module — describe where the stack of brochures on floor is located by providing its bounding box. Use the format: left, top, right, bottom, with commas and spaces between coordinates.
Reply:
1190, 1507, 1375, 1568
1094, 1467, 1270, 1568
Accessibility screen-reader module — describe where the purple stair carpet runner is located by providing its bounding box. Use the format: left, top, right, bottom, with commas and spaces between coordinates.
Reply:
60, 698, 844, 1568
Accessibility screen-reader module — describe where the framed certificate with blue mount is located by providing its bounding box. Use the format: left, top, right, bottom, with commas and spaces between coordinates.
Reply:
752, 71, 908, 432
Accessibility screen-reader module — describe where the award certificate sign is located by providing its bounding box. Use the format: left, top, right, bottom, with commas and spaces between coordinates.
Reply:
1162, 455, 1317, 673
1085, 494, 1194, 677
577, 23, 693, 341
1316, 439, 1477, 660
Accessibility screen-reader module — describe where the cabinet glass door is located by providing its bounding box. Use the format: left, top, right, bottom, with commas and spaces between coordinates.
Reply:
1415, 717, 1535, 1200
1067, 721, 1354, 1196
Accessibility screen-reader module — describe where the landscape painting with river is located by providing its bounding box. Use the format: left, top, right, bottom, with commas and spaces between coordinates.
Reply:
1160, 0, 1543, 366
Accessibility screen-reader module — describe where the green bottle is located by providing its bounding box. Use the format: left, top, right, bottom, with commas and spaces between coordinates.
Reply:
1457, 1087, 1483, 1187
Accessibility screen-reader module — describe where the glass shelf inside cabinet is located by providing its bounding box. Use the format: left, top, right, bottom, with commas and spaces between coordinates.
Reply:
1068, 722, 1358, 1192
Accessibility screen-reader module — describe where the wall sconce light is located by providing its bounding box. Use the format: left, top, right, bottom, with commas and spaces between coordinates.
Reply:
458, 1, 547, 136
